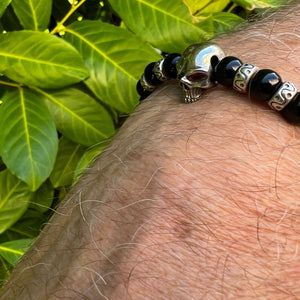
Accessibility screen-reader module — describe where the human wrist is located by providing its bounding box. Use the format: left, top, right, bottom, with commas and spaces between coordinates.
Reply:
104, 82, 300, 299
138, 2, 299, 122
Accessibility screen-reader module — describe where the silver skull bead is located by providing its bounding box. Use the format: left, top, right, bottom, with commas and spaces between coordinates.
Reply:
176, 43, 225, 103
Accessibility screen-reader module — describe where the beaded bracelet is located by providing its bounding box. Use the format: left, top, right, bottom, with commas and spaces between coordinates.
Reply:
136, 43, 300, 124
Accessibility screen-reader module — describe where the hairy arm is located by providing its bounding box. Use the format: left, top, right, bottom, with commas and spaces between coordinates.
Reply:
1, 3, 300, 299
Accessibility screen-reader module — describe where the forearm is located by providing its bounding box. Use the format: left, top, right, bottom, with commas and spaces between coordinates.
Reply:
1, 3, 300, 299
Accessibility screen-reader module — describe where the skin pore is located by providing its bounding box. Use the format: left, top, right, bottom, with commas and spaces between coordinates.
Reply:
1, 3, 300, 299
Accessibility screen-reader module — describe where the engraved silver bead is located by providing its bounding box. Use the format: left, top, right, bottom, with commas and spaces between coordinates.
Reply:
268, 82, 298, 111
154, 59, 168, 81
233, 63, 259, 93
140, 74, 155, 92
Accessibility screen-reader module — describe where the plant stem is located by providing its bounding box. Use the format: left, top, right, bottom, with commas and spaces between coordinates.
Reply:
50, 0, 87, 34
227, 3, 237, 13
0, 80, 21, 88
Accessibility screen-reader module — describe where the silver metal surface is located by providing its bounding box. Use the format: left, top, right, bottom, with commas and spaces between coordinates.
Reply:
154, 59, 168, 81
140, 74, 155, 92
233, 64, 259, 93
177, 42, 225, 103
268, 82, 298, 111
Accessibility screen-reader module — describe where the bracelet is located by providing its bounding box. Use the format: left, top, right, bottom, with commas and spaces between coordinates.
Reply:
136, 43, 300, 124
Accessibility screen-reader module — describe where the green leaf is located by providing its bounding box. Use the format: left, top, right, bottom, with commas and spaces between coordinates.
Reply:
107, 0, 211, 53
0, 256, 12, 286
30, 180, 54, 213
184, 0, 230, 15
0, 210, 47, 242
0, 0, 11, 18
50, 137, 86, 188
0, 239, 34, 266
11, 0, 52, 31
36, 87, 115, 146
196, 12, 243, 35
64, 20, 162, 113
0, 31, 89, 89
232, 0, 286, 9
0, 170, 32, 234
0, 158, 6, 172
74, 141, 109, 183
0, 88, 58, 191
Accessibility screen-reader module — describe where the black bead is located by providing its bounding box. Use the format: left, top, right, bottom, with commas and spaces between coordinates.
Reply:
162, 53, 181, 79
136, 80, 151, 99
214, 56, 243, 87
210, 55, 220, 69
144, 62, 162, 86
249, 69, 282, 102
281, 93, 300, 123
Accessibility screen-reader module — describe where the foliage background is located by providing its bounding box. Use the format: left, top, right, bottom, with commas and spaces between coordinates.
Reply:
0, 0, 287, 286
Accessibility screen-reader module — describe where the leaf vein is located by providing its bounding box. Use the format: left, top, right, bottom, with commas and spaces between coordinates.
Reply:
64, 27, 136, 81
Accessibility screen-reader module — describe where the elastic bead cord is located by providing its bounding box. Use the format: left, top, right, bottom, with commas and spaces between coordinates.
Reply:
214, 56, 299, 123
136, 44, 299, 124
137, 53, 181, 102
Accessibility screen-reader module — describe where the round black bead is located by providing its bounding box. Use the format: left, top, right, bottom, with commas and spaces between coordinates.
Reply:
144, 62, 162, 86
214, 56, 243, 87
281, 92, 300, 123
136, 80, 151, 100
249, 69, 282, 102
162, 53, 181, 79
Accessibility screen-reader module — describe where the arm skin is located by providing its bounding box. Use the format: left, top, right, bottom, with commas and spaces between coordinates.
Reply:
1, 3, 300, 299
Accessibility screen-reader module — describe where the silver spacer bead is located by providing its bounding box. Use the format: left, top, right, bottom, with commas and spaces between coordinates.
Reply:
154, 59, 168, 81
140, 74, 155, 92
233, 63, 259, 93
268, 82, 298, 111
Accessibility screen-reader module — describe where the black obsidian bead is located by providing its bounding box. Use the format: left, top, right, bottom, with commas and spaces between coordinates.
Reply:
281, 93, 300, 123
162, 53, 181, 79
144, 62, 162, 86
136, 80, 151, 100
214, 56, 243, 87
249, 69, 282, 102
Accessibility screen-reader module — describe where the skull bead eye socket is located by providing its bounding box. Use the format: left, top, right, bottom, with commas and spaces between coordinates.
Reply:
186, 72, 207, 82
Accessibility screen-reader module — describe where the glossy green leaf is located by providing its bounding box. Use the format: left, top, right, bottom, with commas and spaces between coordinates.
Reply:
196, 12, 243, 35
64, 20, 161, 113
0, 239, 34, 266
0, 31, 89, 89
0, 0, 11, 18
50, 137, 86, 188
0, 210, 47, 242
11, 0, 52, 30
74, 141, 109, 183
0, 88, 58, 191
0, 170, 32, 234
58, 186, 68, 203
232, 0, 286, 9
107, 0, 211, 53
30, 180, 54, 213
184, 0, 230, 15
36, 87, 115, 146
0, 256, 12, 285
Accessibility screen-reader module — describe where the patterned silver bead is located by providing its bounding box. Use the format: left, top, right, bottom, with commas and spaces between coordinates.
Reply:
140, 74, 155, 92
268, 82, 298, 111
233, 64, 259, 93
154, 59, 168, 81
